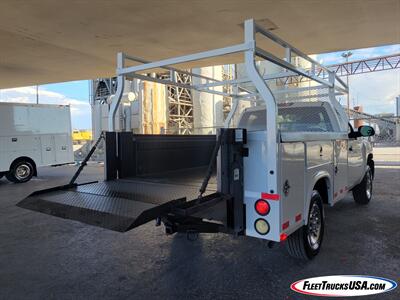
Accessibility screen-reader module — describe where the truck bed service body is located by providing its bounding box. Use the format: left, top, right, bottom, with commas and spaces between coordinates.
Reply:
18, 19, 375, 260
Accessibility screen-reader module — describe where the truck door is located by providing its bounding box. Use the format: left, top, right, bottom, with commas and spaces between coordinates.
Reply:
40, 135, 56, 165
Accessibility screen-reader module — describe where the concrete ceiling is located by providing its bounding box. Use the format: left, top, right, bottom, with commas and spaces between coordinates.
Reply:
0, 0, 399, 88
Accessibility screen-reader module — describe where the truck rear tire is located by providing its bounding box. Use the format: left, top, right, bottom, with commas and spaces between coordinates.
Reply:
6, 160, 34, 183
352, 167, 372, 205
286, 191, 324, 260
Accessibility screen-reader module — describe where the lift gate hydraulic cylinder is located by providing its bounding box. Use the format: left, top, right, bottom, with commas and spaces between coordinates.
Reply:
218, 128, 247, 234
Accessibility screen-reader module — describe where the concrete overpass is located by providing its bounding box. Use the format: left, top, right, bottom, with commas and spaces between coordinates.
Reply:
0, 0, 399, 88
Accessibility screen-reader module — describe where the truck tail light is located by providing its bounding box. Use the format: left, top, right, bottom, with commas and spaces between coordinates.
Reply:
254, 219, 270, 235
255, 199, 270, 215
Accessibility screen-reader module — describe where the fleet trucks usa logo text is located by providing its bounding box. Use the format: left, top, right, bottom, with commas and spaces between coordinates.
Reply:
291, 275, 397, 297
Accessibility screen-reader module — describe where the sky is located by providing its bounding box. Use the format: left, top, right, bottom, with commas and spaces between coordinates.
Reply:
0, 44, 399, 129
0, 81, 91, 129
316, 44, 400, 115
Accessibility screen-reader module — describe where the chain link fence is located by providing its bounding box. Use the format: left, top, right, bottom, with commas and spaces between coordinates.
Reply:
350, 116, 400, 146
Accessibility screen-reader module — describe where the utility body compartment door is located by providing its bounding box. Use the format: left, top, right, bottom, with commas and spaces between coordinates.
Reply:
280, 142, 306, 234
54, 134, 73, 163
333, 139, 348, 204
40, 135, 56, 165
348, 138, 364, 188
305, 141, 334, 206
0, 135, 41, 171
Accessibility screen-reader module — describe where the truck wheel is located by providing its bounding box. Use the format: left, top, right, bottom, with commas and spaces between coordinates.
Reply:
6, 160, 34, 183
0, 174, 3, 179
352, 167, 372, 205
286, 191, 324, 260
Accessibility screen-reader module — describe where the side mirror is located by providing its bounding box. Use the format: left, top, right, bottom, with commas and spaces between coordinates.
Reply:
358, 125, 375, 137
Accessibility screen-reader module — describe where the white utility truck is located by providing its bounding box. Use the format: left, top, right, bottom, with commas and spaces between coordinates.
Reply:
18, 19, 375, 260
0, 103, 74, 183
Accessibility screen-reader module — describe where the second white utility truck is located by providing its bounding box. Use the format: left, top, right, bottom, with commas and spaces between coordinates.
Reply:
18, 19, 375, 260
0, 103, 74, 183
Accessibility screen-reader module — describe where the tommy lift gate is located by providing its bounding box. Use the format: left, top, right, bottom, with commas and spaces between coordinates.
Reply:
18, 19, 374, 260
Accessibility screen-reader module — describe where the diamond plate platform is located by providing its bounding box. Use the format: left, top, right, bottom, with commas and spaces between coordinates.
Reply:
18, 170, 216, 232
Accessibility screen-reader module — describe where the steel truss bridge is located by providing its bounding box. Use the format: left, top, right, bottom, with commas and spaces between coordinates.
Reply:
322, 53, 400, 77
278, 53, 400, 85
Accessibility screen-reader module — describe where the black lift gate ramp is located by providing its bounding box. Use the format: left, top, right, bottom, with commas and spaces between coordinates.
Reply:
17, 180, 203, 232
17, 129, 246, 235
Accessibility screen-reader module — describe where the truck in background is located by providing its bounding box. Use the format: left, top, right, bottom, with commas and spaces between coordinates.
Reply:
0, 103, 74, 183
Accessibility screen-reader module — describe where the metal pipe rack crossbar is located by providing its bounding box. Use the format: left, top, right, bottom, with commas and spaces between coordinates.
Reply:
109, 18, 348, 130
118, 43, 253, 76
114, 21, 347, 103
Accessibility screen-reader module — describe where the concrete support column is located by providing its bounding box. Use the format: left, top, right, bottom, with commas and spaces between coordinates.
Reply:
192, 66, 224, 134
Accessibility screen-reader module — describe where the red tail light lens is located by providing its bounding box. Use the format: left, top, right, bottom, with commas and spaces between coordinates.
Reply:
255, 199, 270, 216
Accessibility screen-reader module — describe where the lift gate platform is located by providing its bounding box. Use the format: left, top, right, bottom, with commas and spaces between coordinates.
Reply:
17, 129, 246, 235
17, 172, 219, 232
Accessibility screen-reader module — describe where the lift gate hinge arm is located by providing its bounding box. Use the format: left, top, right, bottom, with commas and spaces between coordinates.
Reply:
69, 132, 105, 185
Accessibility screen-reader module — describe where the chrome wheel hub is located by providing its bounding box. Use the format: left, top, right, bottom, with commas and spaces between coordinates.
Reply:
307, 203, 322, 250
15, 164, 31, 180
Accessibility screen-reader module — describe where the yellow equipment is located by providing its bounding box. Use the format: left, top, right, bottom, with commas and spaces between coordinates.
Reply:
72, 130, 92, 144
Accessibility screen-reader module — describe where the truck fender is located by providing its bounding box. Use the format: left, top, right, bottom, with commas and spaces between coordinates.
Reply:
303, 171, 331, 225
